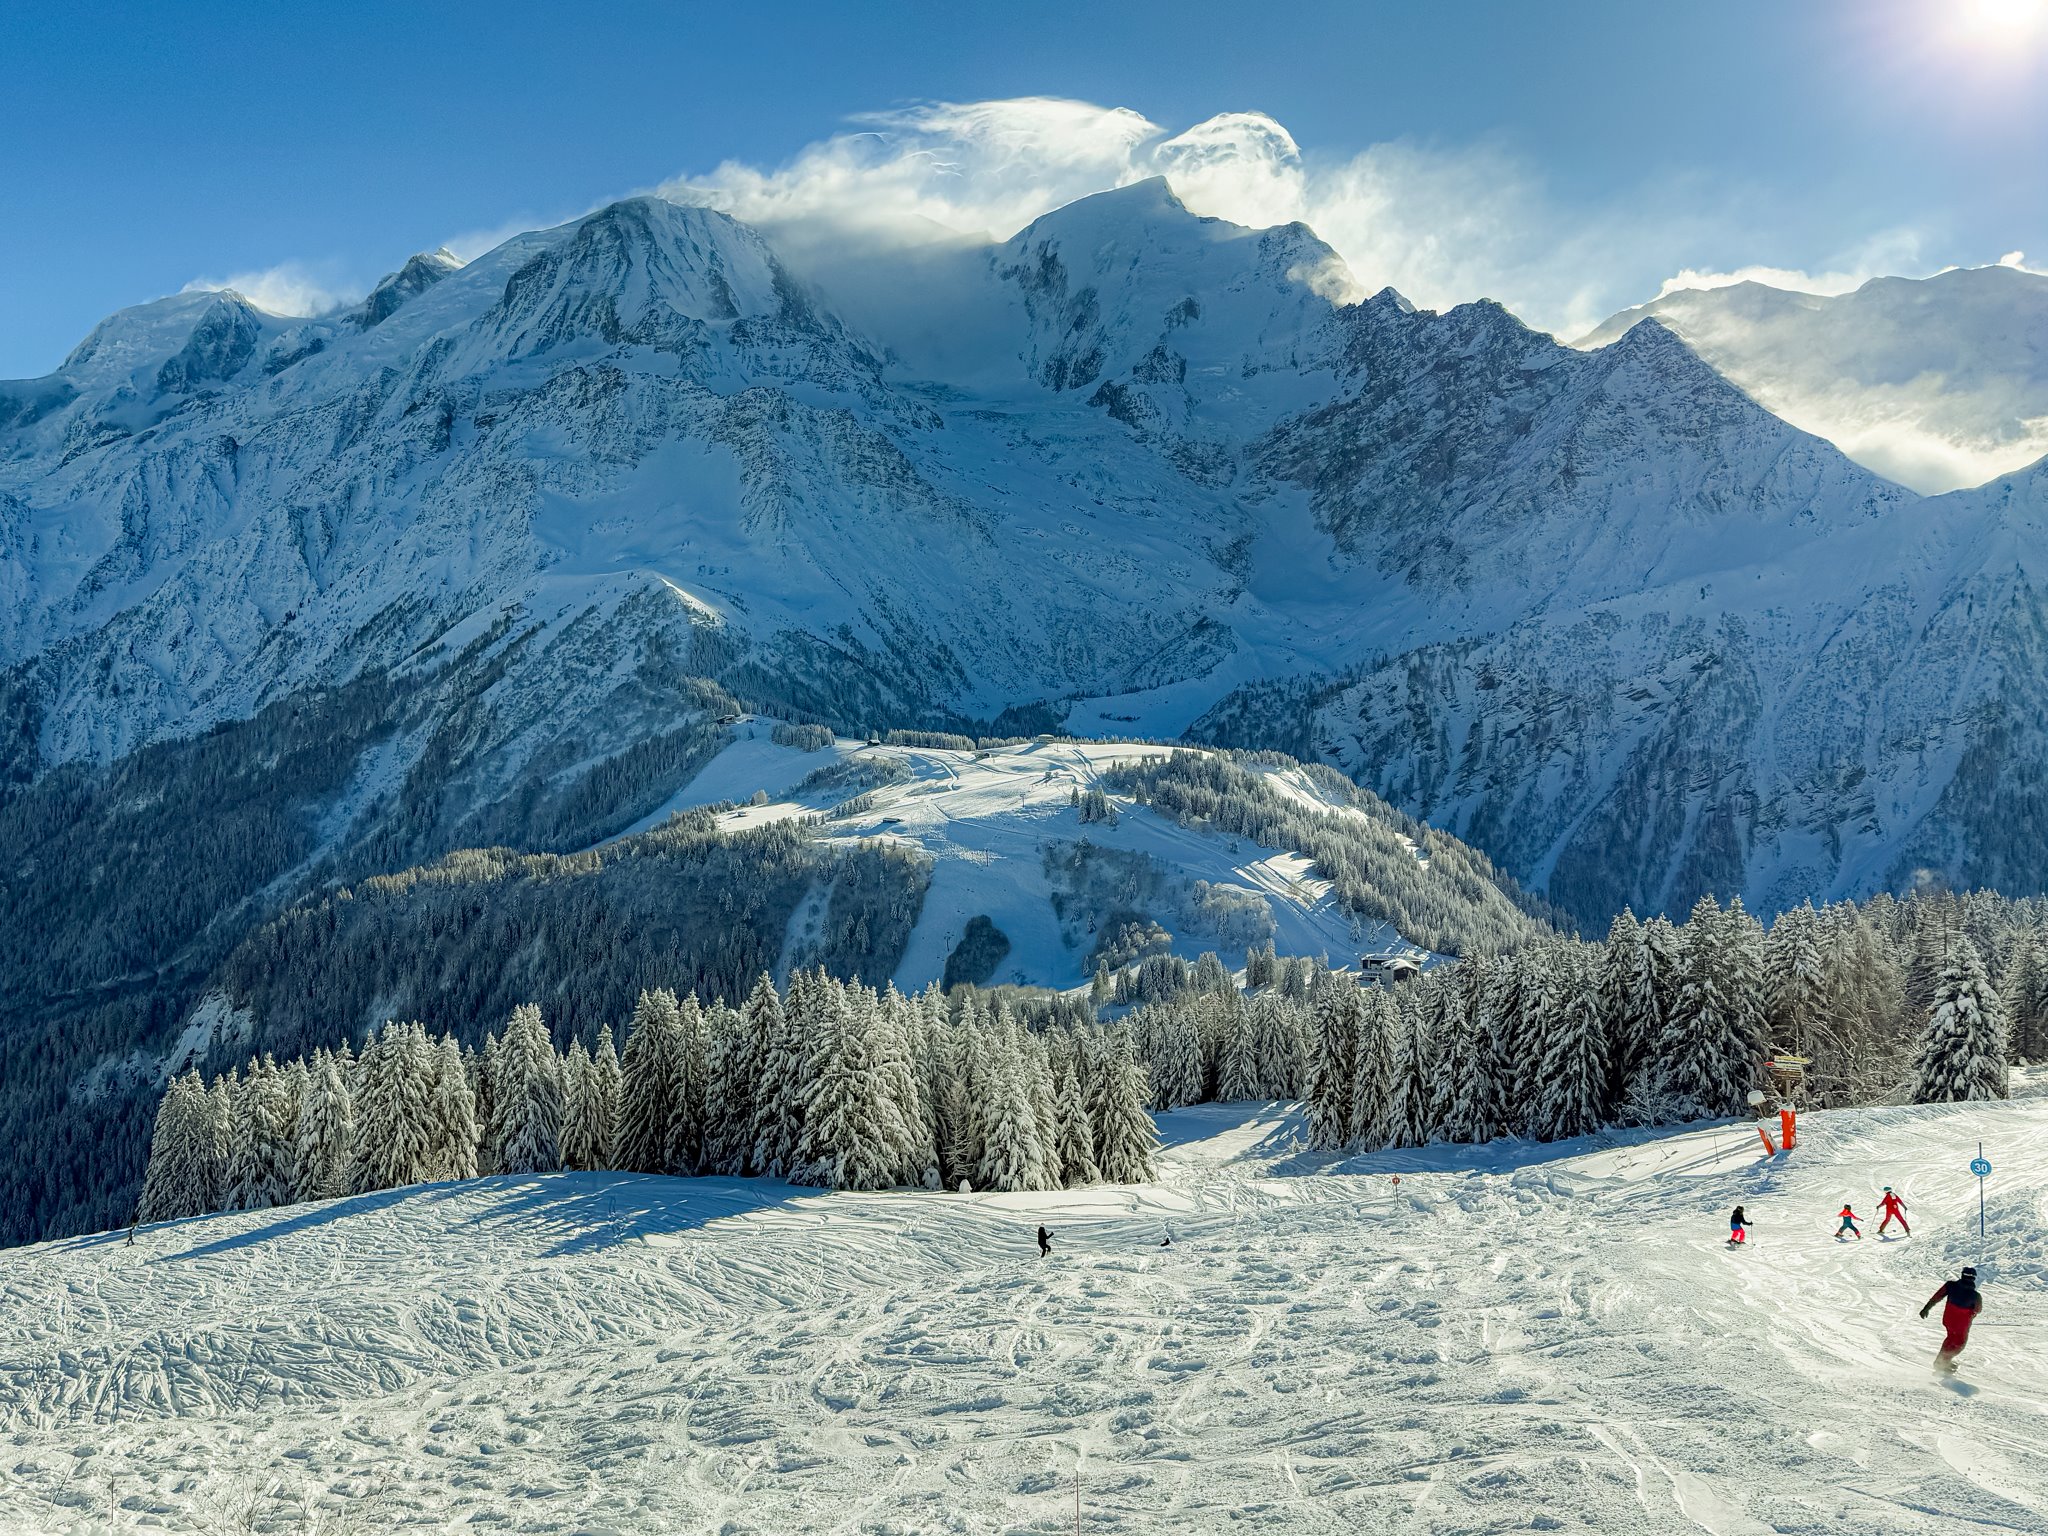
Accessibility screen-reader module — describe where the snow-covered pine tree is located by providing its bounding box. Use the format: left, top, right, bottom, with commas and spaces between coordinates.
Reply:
1720, 897, 1769, 1095
586, 1024, 622, 1168
1763, 902, 1826, 1062
701, 1003, 750, 1175
619, 989, 690, 1175
1052, 1041, 1101, 1187
2000, 930, 2048, 1063
1659, 896, 1744, 1119
1090, 1029, 1159, 1184
559, 1039, 598, 1171
1597, 909, 1656, 1114
292, 1049, 356, 1202
472, 1034, 500, 1175
1533, 951, 1605, 1141
934, 1001, 978, 1188
200, 1072, 235, 1212
1349, 986, 1398, 1150
748, 974, 805, 1177
800, 978, 909, 1190
137, 1073, 209, 1223
1306, 974, 1361, 1150
876, 984, 939, 1188
675, 992, 709, 1176
226, 1057, 296, 1211
1435, 965, 1496, 1145
495, 1003, 564, 1175
1217, 1002, 1259, 1103
427, 1033, 480, 1180
1913, 936, 2010, 1103
1147, 1006, 1205, 1110
1026, 1029, 1061, 1182
1391, 987, 1436, 1147
1478, 954, 1526, 1137
977, 1005, 1051, 1192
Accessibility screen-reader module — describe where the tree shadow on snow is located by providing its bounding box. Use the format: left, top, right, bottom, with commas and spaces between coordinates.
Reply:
438, 1171, 819, 1258
156, 1184, 432, 1261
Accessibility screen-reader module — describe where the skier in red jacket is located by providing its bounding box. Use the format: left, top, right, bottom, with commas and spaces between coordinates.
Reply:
1920, 1266, 1983, 1371
1878, 1187, 1910, 1236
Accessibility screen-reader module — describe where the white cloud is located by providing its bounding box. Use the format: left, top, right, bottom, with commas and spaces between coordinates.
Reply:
651, 97, 1766, 339
182, 261, 358, 318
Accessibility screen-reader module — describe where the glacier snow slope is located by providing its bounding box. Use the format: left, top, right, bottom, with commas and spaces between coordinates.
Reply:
2, 1093, 2043, 1533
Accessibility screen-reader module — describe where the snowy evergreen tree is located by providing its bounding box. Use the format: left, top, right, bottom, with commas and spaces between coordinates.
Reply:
1090, 1029, 1158, 1184
559, 1039, 598, 1171
1764, 902, 1827, 1061
702, 1003, 752, 1175
1533, 952, 1606, 1141
226, 1057, 296, 1211
675, 992, 709, 1176
1657, 898, 1748, 1119
495, 1004, 564, 1175
748, 973, 806, 1177
799, 978, 908, 1190
1913, 937, 2010, 1103
200, 1073, 235, 1212
292, 1050, 355, 1202
1217, 1002, 1259, 1103
138, 1073, 210, 1223
2000, 930, 2048, 1063
1146, 1007, 1205, 1110
586, 1024, 622, 1168
1052, 1046, 1101, 1187
1391, 988, 1435, 1147
1597, 909, 1657, 1114
1349, 986, 1398, 1150
1306, 975, 1360, 1150
620, 989, 690, 1175
426, 1033, 480, 1181
977, 1005, 1051, 1192
1435, 966, 1496, 1145
1247, 991, 1305, 1098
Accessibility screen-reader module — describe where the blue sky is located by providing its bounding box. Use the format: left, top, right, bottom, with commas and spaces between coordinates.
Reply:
4, 0, 2044, 376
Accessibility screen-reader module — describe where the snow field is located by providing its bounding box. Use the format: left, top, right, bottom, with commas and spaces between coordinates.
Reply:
1, 1096, 2044, 1533
626, 727, 1420, 993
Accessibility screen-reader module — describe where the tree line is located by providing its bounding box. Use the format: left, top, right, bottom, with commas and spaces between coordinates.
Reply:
136, 971, 1159, 1223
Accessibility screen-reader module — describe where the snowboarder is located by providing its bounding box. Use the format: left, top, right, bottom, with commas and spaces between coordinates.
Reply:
1727, 1206, 1753, 1246
1037, 1225, 1052, 1258
1878, 1187, 1910, 1237
1920, 1266, 1983, 1372
1835, 1204, 1861, 1240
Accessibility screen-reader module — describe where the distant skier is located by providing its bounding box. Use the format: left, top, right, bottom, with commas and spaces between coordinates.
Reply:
1158, 1233, 1173, 1248
1878, 1187, 1910, 1237
1728, 1206, 1753, 1246
1920, 1266, 1984, 1371
1037, 1225, 1052, 1258
1835, 1204, 1861, 1240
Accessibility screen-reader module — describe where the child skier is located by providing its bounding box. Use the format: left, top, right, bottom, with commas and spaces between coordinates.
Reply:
1920, 1266, 1983, 1371
1728, 1206, 1753, 1246
1835, 1204, 1861, 1240
1878, 1187, 1910, 1237
1037, 1225, 1052, 1258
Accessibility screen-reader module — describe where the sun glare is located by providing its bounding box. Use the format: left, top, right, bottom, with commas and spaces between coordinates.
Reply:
1955, 0, 2048, 46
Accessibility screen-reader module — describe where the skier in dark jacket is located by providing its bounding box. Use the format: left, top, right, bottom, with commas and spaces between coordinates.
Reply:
1728, 1206, 1752, 1246
1037, 1225, 1051, 1258
1921, 1266, 1983, 1370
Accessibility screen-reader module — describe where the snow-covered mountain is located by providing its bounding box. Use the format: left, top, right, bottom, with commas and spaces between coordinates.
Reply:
5, 179, 2048, 940
1577, 263, 2048, 494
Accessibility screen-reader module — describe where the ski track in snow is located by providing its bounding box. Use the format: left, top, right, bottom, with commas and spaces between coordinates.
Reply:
1, 1099, 2044, 1533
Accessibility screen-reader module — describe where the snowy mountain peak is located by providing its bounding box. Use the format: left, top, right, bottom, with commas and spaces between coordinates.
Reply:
356, 247, 465, 330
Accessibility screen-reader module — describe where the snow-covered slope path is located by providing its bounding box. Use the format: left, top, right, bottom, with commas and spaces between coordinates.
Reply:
1, 1097, 2043, 1533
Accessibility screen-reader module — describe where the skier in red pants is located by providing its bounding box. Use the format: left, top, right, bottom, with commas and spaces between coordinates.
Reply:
1920, 1266, 1983, 1372
1878, 1187, 1910, 1236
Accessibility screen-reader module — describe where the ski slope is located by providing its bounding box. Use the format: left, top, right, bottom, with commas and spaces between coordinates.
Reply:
2, 1095, 2043, 1533
622, 724, 1430, 989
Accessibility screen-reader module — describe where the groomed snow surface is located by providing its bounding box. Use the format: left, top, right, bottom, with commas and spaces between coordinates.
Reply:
3, 1096, 2044, 1534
